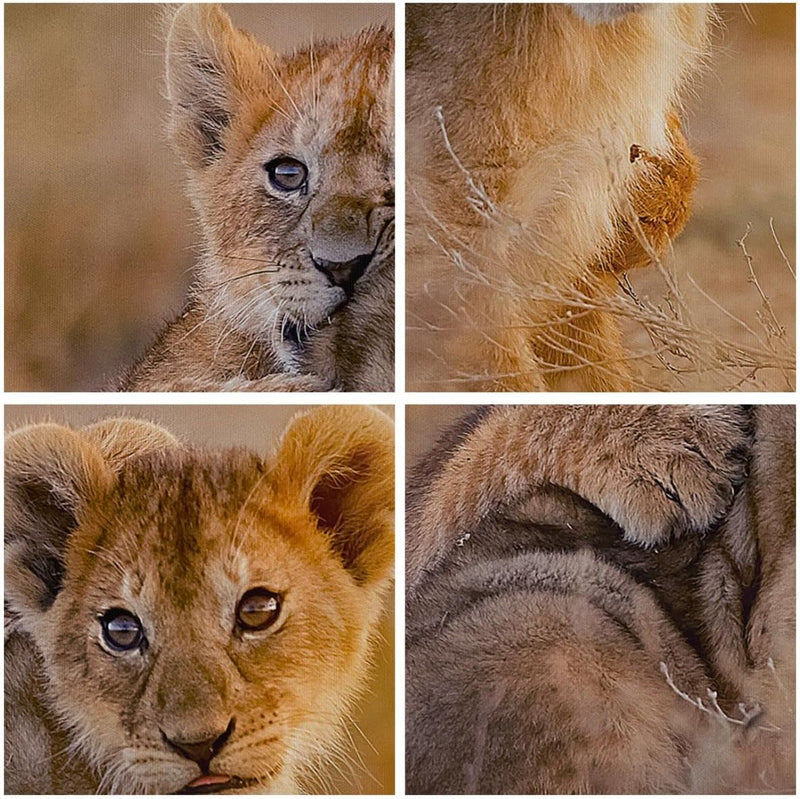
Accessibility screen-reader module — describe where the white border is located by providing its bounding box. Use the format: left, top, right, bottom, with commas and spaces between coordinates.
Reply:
2, 3, 798, 799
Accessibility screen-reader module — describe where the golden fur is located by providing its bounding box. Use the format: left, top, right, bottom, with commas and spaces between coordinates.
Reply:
5, 407, 394, 794
406, 3, 710, 391
406, 405, 794, 793
115, 5, 394, 391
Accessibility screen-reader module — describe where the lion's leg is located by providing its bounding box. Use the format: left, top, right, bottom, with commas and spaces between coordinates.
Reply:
535, 113, 698, 393
443, 285, 549, 392
608, 112, 699, 272
407, 405, 750, 587
533, 275, 633, 392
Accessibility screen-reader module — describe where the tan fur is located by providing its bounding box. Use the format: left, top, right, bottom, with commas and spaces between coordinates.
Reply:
406, 3, 710, 391
115, 4, 394, 392
5, 407, 394, 794
406, 405, 794, 793
407, 405, 750, 588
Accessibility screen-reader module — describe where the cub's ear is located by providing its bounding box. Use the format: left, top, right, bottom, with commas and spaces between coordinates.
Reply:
5, 425, 114, 625
273, 407, 394, 588
165, 3, 276, 168
82, 418, 182, 464
5, 419, 181, 627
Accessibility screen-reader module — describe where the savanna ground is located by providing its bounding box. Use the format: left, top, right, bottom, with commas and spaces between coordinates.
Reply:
5, 4, 393, 392
5, 404, 395, 794
405, 4, 795, 392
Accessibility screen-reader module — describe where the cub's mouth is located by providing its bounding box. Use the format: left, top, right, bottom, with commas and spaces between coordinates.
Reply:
176, 774, 260, 794
282, 318, 309, 349
278, 293, 346, 350
279, 216, 394, 347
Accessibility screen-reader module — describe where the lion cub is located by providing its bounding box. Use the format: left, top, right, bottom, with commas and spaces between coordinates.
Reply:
115, 4, 394, 391
5, 407, 394, 794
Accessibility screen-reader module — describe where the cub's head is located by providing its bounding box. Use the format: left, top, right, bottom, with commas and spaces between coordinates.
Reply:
5, 408, 394, 794
166, 4, 394, 357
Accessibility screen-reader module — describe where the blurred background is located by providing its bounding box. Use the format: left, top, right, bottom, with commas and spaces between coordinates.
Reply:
5, 4, 393, 391
621, 2, 795, 390
5, 404, 395, 794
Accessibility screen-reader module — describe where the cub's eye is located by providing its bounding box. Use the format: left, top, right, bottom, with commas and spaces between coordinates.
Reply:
236, 588, 282, 632
100, 608, 145, 652
264, 157, 308, 192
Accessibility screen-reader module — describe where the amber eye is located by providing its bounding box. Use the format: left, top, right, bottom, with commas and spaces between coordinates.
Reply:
100, 608, 145, 652
265, 157, 308, 192
236, 588, 282, 632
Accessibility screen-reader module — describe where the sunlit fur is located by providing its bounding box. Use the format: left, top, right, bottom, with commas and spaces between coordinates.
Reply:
116, 5, 394, 391
5, 407, 394, 793
406, 3, 711, 391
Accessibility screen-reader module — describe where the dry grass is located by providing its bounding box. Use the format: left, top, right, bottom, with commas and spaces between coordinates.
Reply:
621, 2, 796, 392
409, 145, 794, 391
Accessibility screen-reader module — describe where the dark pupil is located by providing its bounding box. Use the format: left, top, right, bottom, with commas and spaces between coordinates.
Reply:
268, 159, 307, 191
238, 590, 280, 630
102, 611, 142, 650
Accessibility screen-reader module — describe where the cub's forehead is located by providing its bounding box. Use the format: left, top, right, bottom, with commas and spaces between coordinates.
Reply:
111, 449, 263, 516
77, 450, 306, 603
275, 30, 394, 154
281, 28, 393, 96
90, 450, 288, 560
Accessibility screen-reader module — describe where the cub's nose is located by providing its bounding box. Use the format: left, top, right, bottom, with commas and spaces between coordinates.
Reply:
163, 719, 235, 771
312, 253, 372, 297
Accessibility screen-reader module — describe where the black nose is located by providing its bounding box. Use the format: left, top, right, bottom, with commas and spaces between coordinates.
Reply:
163, 719, 235, 771
312, 253, 372, 296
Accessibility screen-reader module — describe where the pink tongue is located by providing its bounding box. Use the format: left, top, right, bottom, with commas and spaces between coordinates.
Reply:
186, 775, 231, 788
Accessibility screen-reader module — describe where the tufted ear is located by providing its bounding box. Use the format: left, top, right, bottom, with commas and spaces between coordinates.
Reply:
5, 419, 181, 628
6, 424, 113, 626
165, 3, 277, 168
273, 407, 394, 588
82, 418, 181, 464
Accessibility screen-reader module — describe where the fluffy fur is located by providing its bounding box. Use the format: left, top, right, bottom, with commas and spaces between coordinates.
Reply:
5, 407, 394, 794
115, 5, 394, 391
407, 405, 750, 588
406, 3, 710, 391
406, 405, 794, 793
568, 3, 644, 25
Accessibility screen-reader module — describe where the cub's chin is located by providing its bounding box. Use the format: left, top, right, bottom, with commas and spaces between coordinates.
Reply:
276, 287, 348, 337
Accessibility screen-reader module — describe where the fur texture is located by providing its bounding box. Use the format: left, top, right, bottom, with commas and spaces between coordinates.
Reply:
568, 3, 644, 25
5, 407, 394, 794
115, 5, 394, 392
407, 405, 750, 588
406, 405, 794, 793
406, 3, 710, 391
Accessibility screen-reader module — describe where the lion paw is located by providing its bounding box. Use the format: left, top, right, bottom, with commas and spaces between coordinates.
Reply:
599, 406, 750, 547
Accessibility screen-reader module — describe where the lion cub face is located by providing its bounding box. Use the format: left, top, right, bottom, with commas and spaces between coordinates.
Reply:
167, 5, 394, 358
5, 408, 393, 794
